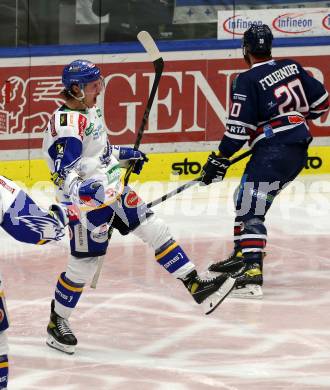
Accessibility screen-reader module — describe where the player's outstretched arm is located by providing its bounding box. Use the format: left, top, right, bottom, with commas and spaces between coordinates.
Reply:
0, 176, 66, 245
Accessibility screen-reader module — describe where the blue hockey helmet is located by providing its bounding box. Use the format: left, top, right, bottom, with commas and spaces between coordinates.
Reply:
243, 24, 273, 56
62, 59, 101, 90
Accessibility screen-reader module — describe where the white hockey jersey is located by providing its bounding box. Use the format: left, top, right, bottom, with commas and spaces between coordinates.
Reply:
0, 176, 21, 224
42, 105, 123, 205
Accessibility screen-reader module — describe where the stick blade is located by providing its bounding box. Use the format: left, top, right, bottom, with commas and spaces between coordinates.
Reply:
137, 30, 161, 62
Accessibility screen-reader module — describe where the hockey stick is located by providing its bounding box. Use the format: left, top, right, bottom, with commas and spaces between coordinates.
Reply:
146, 149, 252, 209
91, 32, 163, 289
90, 255, 105, 289
123, 31, 164, 186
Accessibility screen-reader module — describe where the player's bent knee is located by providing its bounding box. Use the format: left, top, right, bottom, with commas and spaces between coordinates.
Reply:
133, 215, 172, 250
65, 255, 101, 284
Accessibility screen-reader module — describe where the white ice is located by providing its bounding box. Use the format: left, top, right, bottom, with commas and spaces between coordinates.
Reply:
1, 175, 330, 389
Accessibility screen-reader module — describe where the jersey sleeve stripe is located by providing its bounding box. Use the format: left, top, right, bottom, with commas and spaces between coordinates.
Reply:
310, 108, 329, 115
227, 119, 257, 131
310, 91, 329, 109
224, 131, 250, 140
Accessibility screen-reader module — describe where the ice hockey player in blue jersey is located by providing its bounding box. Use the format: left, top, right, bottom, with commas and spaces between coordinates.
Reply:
0, 175, 66, 389
201, 24, 329, 299
42, 59, 236, 354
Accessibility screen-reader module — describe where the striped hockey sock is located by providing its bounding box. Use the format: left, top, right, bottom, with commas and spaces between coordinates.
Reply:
0, 355, 8, 389
155, 239, 194, 279
55, 272, 84, 311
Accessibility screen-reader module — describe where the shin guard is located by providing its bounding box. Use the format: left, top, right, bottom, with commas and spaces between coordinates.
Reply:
155, 239, 194, 278
55, 272, 84, 317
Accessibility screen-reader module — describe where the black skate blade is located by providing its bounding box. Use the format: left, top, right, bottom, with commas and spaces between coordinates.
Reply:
46, 335, 76, 355
230, 284, 263, 299
203, 277, 236, 315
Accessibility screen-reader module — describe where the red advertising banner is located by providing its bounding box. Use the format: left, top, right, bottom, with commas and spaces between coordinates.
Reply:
0, 52, 329, 154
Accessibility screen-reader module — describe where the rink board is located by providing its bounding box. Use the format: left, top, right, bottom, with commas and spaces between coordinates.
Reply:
0, 46, 328, 186
0, 145, 328, 187
0, 46, 329, 158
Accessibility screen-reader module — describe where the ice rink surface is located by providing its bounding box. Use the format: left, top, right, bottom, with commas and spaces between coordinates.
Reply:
1, 175, 330, 389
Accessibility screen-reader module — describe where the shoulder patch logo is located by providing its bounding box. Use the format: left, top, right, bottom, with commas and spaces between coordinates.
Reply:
78, 114, 87, 138
56, 143, 64, 155
50, 115, 57, 137
60, 113, 67, 126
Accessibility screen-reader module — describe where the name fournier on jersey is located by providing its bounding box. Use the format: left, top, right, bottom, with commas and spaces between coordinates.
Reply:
259, 63, 300, 91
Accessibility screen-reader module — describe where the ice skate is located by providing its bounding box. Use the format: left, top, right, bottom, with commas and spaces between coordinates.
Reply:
230, 262, 263, 299
46, 300, 77, 354
208, 247, 244, 273
209, 252, 264, 299
181, 270, 236, 314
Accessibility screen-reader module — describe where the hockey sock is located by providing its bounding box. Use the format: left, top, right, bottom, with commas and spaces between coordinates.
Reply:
233, 221, 243, 246
155, 239, 195, 279
0, 355, 8, 389
55, 272, 84, 313
243, 252, 265, 270
239, 218, 267, 254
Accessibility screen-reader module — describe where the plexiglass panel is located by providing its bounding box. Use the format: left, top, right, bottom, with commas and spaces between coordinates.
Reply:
0, 0, 328, 47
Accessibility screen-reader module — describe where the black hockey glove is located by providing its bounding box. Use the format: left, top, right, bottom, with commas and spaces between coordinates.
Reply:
200, 152, 230, 185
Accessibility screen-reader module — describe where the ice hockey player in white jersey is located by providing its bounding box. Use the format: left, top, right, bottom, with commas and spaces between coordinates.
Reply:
0, 175, 66, 389
42, 59, 236, 354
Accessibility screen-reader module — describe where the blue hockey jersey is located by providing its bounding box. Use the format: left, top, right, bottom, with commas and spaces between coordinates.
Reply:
219, 59, 329, 157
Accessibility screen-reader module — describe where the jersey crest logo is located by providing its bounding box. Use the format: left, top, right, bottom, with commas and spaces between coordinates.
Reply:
16, 215, 64, 241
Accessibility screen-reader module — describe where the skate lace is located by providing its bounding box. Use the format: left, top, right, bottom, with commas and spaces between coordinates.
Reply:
197, 273, 225, 284
57, 317, 74, 336
210, 249, 241, 269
